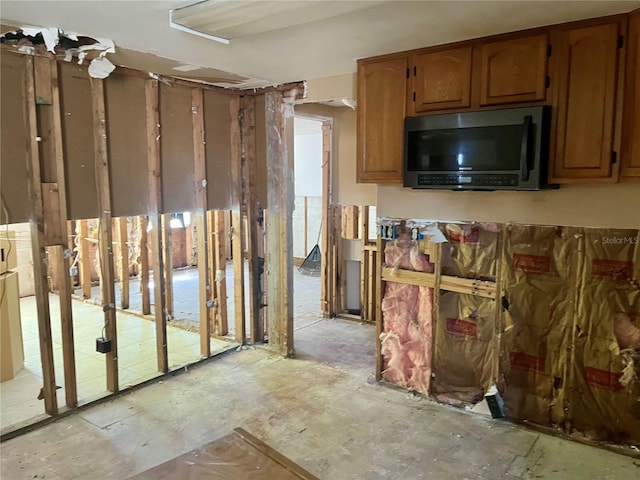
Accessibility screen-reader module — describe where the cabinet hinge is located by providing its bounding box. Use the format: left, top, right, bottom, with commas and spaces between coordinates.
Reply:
611, 151, 617, 164
413, 92, 416, 102
406, 68, 410, 79
413, 66, 416, 76
618, 35, 624, 49
547, 45, 552, 57
545, 76, 550, 89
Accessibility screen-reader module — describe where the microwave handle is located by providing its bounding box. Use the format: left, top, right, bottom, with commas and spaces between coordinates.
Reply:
520, 115, 532, 181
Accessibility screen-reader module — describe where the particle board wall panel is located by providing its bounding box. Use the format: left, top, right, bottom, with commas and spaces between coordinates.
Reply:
159, 84, 195, 214
58, 62, 99, 220
203, 90, 232, 210
255, 94, 267, 207
105, 73, 149, 217
0, 53, 30, 223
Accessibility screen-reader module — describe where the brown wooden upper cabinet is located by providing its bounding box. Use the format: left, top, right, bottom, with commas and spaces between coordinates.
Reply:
621, 10, 640, 180
356, 55, 407, 183
550, 20, 623, 182
478, 34, 549, 106
410, 46, 472, 114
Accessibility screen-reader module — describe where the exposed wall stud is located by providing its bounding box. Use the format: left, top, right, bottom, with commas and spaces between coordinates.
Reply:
90, 77, 118, 392
145, 79, 168, 373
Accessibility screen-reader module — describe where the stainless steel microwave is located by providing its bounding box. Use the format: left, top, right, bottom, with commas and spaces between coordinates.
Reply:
403, 106, 553, 190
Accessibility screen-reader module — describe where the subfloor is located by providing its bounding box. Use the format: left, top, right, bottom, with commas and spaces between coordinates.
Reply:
2, 317, 639, 479
1, 263, 318, 433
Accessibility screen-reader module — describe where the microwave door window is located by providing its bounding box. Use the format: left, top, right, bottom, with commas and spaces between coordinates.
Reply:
407, 125, 523, 172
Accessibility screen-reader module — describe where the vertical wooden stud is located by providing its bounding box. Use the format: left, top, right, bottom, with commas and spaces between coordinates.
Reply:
265, 91, 294, 356
359, 205, 370, 320
52, 245, 77, 407
78, 220, 92, 299
145, 79, 168, 373
137, 215, 151, 315
50, 59, 77, 408
320, 122, 332, 317
25, 55, 57, 414
117, 217, 129, 309
91, 77, 118, 393
230, 96, 246, 344
192, 88, 210, 357
162, 214, 174, 319
211, 210, 229, 336
375, 236, 385, 381
241, 95, 263, 344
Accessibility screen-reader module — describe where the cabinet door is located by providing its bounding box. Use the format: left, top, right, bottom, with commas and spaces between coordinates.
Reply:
411, 47, 471, 113
622, 11, 640, 179
551, 22, 620, 181
478, 34, 548, 106
357, 56, 407, 183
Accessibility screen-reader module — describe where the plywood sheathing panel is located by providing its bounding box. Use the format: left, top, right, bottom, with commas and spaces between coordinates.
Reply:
570, 227, 640, 443
159, 84, 195, 214
59, 62, 99, 220
254, 94, 267, 208
105, 73, 149, 217
203, 90, 232, 210
0, 52, 30, 223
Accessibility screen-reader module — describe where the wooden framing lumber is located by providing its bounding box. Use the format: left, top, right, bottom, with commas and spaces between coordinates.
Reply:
207, 210, 229, 336
117, 217, 129, 309
33, 55, 53, 105
145, 79, 168, 373
91, 77, 119, 393
24, 55, 58, 414
360, 205, 370, 320
379, 267, 497, 299
192, 87, 211, 357
51, 244, 77, 407
78, 219, 92, 298
229, 95, 246, 344
320, 122, 332, 317
137, 215, 151, 315
375, 237, 384, 381
367, 247, 376, 322
50, 58, 77, 408
241, 95, 264, 344
265, 91, 294, 356
161, 214, 174, 319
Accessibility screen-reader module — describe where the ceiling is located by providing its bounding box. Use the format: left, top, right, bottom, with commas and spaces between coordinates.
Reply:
1, 0, 638, 90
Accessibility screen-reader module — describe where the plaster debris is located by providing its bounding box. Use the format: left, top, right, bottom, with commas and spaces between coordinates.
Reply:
0, 26, 116, 78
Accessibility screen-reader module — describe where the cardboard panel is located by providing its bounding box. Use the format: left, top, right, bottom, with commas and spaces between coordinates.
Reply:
255, 94, 267, 207
105, 73, 149, 217
159, 84, 195, 214
59, 62, 99, 220
203, 90, 232, 210
0, 53, 30, 223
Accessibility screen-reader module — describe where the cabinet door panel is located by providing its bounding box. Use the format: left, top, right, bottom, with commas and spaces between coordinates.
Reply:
357, 56, 407, 183
412, 47, 471, 113
479, 34, 548, 105
552, 22, 619, 180
622, 11, 640, 179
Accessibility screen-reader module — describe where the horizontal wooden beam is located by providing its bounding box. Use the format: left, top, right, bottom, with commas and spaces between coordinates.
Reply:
380, 267, 497, 299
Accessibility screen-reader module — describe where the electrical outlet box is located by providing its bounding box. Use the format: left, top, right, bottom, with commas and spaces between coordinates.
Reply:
96, 337, 112, 353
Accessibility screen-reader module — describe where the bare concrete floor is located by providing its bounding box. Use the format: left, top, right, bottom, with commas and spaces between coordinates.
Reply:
2, 317, 639, 480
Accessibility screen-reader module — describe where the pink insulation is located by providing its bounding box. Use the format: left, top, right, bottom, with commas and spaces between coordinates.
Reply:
380, 230, 434, 395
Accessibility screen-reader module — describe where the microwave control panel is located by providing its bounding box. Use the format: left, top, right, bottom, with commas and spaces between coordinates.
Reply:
416, 173, 519, 187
